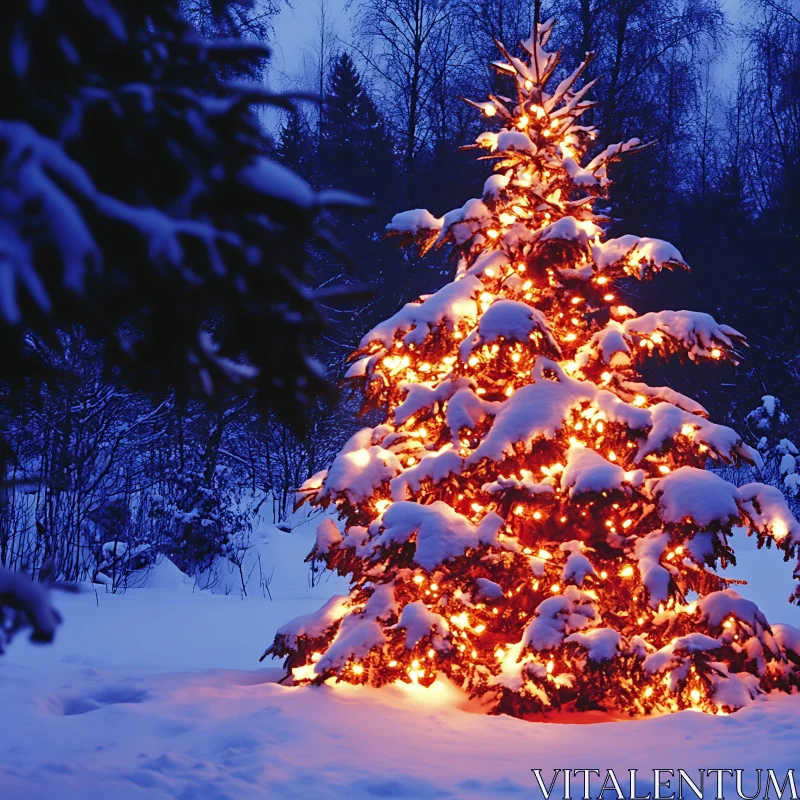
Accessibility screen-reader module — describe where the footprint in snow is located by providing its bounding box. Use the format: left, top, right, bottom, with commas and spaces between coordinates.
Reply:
40, 686, 149, 716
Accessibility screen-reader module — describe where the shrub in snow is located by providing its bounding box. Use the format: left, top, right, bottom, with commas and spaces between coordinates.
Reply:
744, 396, 800, 503
264, 20, 800, 718
151, 461, 253, 576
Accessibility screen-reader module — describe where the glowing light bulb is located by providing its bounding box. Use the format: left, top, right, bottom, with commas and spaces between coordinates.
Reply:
533, 511, 542, 520
413, 575, 425, 585
352, 664, 364, 674
644, 687, 654, 698
690, 689, 701, 703
375, 499, 391, 514
604, 293, 614, 301
550, 584, 561, 593
389, 660, 398, 667
311, 652, 322, 662
658, 465, 671, 474
600, 571, 608, 579
597, 276, 608, 285
608, 452, 617, 462
681, 424, 694, 436
601, 372, 612, 383
487, 229, 500, 239
565, 333, 577, 342
619, 566, 634, 577
484, 105, 496, 117
524, 79, 533, 90
351, 449, 370, 467
633, 395, 647, 407
428, 649, 435, 658
538, 549, 552, 559
711, 348, 722, 359
517, 115, 529, 128
514, 505, 524, 515
546, 660, 554, 674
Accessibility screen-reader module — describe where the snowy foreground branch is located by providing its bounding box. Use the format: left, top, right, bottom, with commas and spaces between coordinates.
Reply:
0, 567, 62, 654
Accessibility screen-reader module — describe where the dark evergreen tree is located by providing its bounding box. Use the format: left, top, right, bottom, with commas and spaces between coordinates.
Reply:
275, 112, 318, 184
320, 52, 396, 206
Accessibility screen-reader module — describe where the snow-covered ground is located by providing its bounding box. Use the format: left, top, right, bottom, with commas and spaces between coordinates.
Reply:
1, 513, 799, 799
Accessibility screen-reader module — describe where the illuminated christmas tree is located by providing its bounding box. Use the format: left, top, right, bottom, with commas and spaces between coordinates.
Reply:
265, 19, 800, 716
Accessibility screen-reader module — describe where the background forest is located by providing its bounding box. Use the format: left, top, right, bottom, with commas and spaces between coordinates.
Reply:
1, 0, 798, 594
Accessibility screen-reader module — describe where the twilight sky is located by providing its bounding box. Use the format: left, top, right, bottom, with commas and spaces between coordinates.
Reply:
268, 0, 744, 90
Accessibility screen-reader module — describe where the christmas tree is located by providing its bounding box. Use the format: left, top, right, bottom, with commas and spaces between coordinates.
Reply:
265, 19, 800, 717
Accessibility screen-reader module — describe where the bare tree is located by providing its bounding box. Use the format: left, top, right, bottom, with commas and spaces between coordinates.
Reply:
350, 0, 463, 203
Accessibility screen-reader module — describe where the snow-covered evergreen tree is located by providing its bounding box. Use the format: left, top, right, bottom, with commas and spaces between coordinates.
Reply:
266, 20, 800, 717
